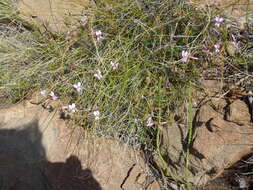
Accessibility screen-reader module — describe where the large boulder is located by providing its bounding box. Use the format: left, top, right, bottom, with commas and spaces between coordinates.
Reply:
17, 0, 92, 33
190, 0, 253, 29
156, 96, 253, 186
0, 97, 160, 190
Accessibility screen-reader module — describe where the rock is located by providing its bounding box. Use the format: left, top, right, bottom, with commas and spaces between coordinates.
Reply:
191, 101, 253, 184
201, 80, 223, 96
195, 104, 223, 126
226, 99, 251, 125
0, 100, 160, 190
210, 97, 227, 112
17, 0, 93, 33
148, 181, 161, 190
193, 117, 241, 160
28, 91, 47, 105
189, 0, 253, 29
156, 96, 253, 187
154, 123, 214, 186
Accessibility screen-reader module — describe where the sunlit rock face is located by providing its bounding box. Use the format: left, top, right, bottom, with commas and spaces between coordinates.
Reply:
155, 79, 253, 186
17, 0, 253, 34
190, 0, 253, 29
0, 98, 160, 190
17, 0, 92, 33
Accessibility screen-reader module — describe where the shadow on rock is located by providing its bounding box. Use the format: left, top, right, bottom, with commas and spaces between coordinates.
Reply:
0, 120, 101, 190
44, 156, 101, 190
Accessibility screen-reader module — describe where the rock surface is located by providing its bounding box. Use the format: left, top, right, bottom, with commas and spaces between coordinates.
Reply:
190, 0, 253, 29
192, 98, 253, 181
200, 80, 223, 96
0, 98, 160, 190
156, 94, 253, 186
17, 0, 253, 34
18, 0, 92, 33
226, 99, 251, 125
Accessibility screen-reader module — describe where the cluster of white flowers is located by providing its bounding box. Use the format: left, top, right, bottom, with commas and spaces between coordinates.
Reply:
80, 15, 88, 25
214, 16, 224, 27
94, 70, 103, 80
42, 14, 226, 123
110, 61, 119, 70
68, 103, 77, 113
73, 82, 82, 93
49, 91, 58, 100
93, 110, 100, 120
40, 59, 119, 121
181, 50, 190, 62
40, 90, 58, 100
40, 80, 101, 120
231, 34, 239, 50
214, 42, 221, 53
95, 30, 103, 41
40, 90, 47, 95
146, 116, 154, 127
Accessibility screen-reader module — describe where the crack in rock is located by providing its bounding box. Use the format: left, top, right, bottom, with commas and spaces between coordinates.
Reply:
120, 163, 136, 190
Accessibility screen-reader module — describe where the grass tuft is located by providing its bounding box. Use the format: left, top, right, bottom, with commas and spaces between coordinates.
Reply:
1, 0, 252, 188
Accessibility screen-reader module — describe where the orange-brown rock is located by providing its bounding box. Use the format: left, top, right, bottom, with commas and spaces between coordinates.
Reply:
192, 98, 253, 182
189, 0, 253, 29
226, 99, 251, 125
193, 117, 241, 160
157, 96, 253, 187
195, 104, 223, 125
0, 100, 160, 190
210, 97, 227, 111
201, 80, 223, 96
18, 0, 93, 33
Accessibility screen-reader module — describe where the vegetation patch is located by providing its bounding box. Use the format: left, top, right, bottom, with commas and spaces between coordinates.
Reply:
1, 0, 252, 188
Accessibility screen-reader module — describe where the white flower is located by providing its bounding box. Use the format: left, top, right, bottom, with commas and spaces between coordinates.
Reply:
73, 82, 82, 93
110, 61, 119, 70
49, 91, 58, 100
93, 110, 100, 120
94, 70, 103, 80
214, 42, 221, 52
169, 182, 180, 190
95, 30, 103, 41
80, 15, 88, 25
230, 34, 239, 50
68, 103, 77, 113
214, 16, 224, 27
239, 178, 247, 189
231, 41, 239, 49
181, 50, 190, 62
146, 116, 154, 127
40, 90, 47, 95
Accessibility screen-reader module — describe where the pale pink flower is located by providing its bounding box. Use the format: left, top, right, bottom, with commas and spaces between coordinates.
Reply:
93, 110, 100, 120
80, 15, 88, 25
214, 16, 224, 27
40, 90, 47, 95
110, 61, 119, 70
68, 103, 77, 113
95, 30, 103, 41
231, 41, 239, 49
94, 70, 103, 80
49, 91, 58, 100
73, 82, 82, 93
231, 34, 239, 50
214, 42, 221, 53
146, 116, 154, 127
181, 50, 190, 62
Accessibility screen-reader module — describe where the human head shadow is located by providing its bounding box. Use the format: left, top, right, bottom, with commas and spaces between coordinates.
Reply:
0, 120, 101, 190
